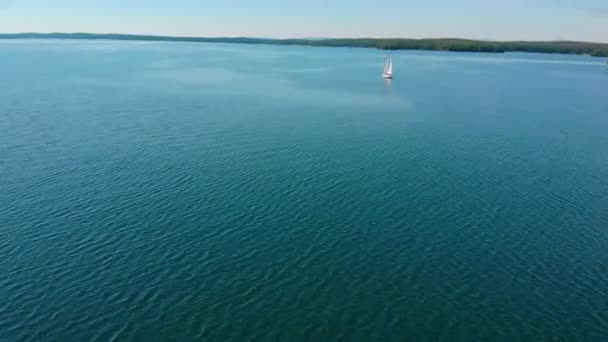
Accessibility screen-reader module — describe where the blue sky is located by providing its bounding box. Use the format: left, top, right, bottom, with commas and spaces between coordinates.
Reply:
1, 0, 607, 42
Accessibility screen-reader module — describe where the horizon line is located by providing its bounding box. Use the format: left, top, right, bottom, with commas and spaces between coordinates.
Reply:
1, 32, 607, 45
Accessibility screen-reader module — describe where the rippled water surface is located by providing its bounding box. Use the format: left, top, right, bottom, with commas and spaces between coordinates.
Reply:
2, 40, 608, 341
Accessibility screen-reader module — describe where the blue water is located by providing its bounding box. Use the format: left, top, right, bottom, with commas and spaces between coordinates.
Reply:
1, 40, 608, 341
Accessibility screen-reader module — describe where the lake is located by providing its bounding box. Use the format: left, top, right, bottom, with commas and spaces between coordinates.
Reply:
1, 40, 608, 341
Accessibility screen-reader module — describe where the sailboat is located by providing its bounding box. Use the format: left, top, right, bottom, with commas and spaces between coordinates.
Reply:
382, 55, 393, 79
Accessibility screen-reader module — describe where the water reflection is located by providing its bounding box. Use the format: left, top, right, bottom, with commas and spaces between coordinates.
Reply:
383, 77, 392, 93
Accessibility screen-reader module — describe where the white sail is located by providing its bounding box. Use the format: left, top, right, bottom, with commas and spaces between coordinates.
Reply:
383, 55, 393, 78
383, 56, 389, 73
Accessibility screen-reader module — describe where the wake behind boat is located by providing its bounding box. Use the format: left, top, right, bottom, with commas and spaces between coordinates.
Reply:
383, 55, 393, 79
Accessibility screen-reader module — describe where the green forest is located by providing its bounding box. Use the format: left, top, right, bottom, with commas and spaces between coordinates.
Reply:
2, 33, 607, 57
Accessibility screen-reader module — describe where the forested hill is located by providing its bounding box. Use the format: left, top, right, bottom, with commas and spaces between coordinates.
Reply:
2, 33, 607, 57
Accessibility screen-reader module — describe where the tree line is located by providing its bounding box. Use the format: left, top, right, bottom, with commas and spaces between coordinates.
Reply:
2, 33, 607, 57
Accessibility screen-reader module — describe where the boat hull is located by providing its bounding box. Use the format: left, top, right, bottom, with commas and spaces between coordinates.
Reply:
382, 74, 393, 79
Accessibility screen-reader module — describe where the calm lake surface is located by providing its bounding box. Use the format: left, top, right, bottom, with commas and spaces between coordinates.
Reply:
1, 40, 608, 341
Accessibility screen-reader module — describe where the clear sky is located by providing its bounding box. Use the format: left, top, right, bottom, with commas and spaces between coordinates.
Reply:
1, 0, 607, 42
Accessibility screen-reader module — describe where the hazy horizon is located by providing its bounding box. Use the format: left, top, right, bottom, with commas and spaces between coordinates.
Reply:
0, 0, 607, 43
3, 32, 608, 45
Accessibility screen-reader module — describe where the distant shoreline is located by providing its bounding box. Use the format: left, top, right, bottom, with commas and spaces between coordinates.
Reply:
1, 33, 607, 57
